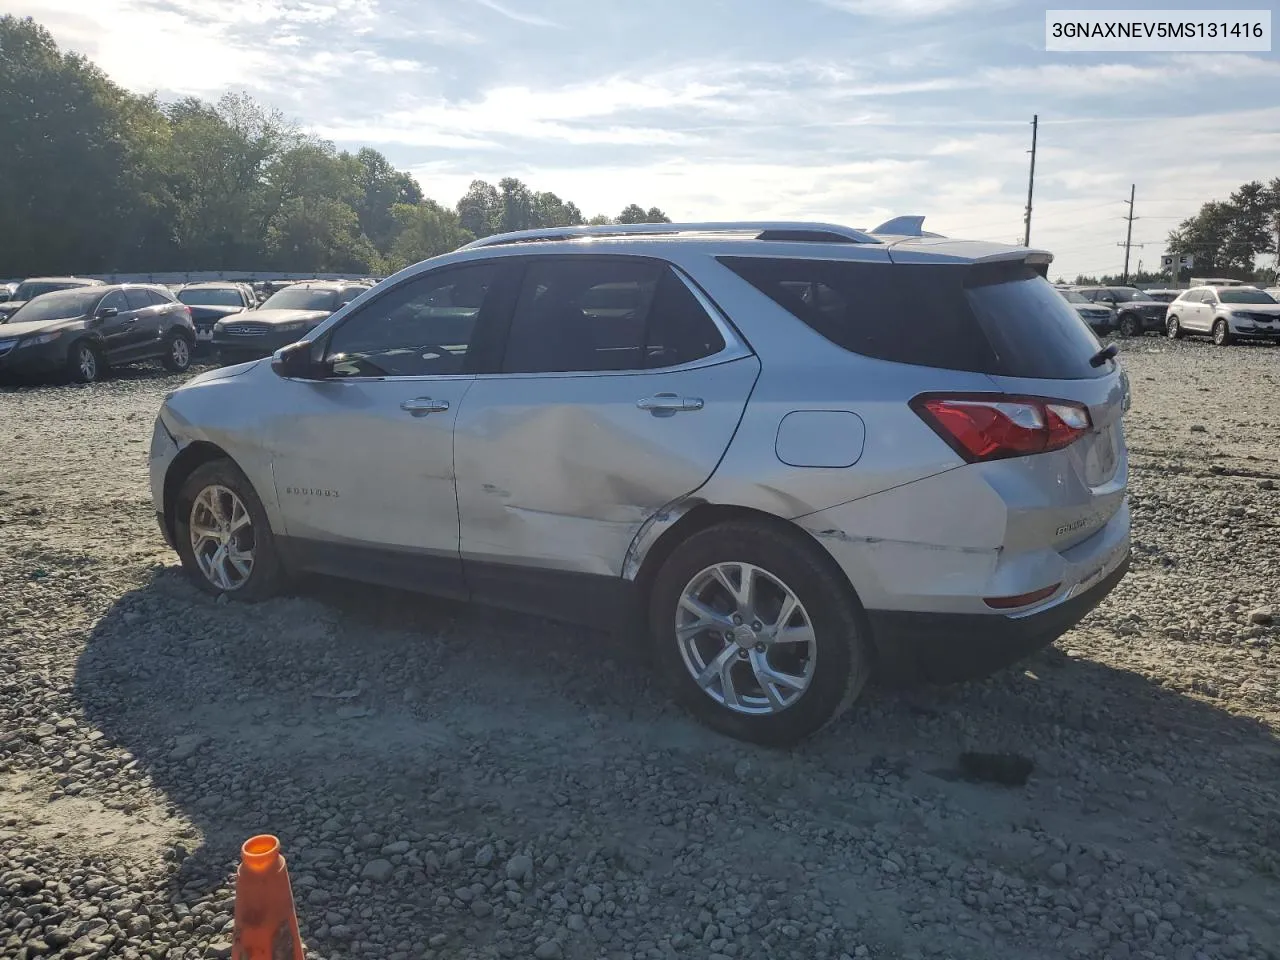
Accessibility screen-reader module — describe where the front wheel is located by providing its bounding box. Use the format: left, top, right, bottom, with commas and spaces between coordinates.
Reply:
162, 332, 193, 372
174, 459, 283, 601
66, 341, 102, 383
1117, 313, 1142, 338
1166, 315, 1183, 339
1213, 318, 1233, 346
648, 521, 870, 746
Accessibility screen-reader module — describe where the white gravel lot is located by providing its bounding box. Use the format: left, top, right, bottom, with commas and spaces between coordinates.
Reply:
1, 341, 1278, 960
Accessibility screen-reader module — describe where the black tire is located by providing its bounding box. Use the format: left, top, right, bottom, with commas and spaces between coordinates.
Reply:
1213, 318, 1233, 346
162, 331, 194, 372
648, 520, 871, 746
65, 340, 103, 383
1117, 313, 1142, 338
1166, 315, 1183, 339
173, 459, 283, 601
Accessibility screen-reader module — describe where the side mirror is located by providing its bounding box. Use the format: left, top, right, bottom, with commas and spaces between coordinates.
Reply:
96, 306, 118, 319
271, 340, 329, 380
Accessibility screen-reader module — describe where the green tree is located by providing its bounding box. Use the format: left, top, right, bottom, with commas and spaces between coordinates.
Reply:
353, 147, 423, 251
1167, 179, 1280, 279
616, 204, 671, 224
384, 201, 473, 272
456, 179, 502, 238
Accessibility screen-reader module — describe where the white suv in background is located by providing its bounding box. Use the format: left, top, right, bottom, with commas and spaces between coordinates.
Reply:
1166, 285, 1280, 345
149, 220, 1130, 745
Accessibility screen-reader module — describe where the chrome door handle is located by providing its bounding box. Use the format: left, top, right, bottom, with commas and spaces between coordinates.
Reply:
400, 397, 450, 416
637, 393, 704, 416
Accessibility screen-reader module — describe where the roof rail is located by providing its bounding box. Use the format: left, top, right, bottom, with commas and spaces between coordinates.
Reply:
460, 221, 881, 249
870, 215, 944, 238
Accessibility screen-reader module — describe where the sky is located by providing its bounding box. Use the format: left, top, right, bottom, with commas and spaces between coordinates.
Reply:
12, 0, 1280, 280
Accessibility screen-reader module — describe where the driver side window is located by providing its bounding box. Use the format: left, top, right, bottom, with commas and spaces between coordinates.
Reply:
325, 264, 498, 378
98, 290, 128, 314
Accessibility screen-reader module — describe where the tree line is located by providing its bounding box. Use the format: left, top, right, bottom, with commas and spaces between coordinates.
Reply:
0, 16, 670, 278
1165, 179, 1280, 283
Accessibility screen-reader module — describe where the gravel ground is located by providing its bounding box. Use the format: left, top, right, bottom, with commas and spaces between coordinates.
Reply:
1, 342, 1278, 960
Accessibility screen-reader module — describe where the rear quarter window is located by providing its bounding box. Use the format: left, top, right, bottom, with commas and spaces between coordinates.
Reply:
719, 257, 1109, 380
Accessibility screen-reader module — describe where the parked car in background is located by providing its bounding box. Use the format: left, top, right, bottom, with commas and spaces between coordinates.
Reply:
0, 284, 195, 383
2, 282, 16, 299
0, 276, 105, 322
177, 282, 257, 349
1059, 288, 1114, 334
212, 280, 370, 365
1073, 286, 1168, 338
1140, 288, 1181, 304
1264, 286, 1280, 301
1166, 285, 1280, 345
151, 220, 1129, 745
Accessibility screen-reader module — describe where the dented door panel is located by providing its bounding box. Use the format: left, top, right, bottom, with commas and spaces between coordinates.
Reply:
454, 356, 760, 577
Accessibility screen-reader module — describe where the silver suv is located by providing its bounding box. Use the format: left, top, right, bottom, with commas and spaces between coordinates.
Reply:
149, 221, 1131, 745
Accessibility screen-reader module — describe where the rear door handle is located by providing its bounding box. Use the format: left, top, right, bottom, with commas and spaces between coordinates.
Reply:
400, 397, 450, 416
637, 393, 704, 416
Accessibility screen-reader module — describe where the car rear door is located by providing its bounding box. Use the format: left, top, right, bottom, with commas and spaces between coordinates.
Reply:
452, 255, 759, 620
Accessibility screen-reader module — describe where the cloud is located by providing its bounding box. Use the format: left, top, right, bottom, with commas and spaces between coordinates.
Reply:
816, 0, 1007, 18
470, 0, 557, 27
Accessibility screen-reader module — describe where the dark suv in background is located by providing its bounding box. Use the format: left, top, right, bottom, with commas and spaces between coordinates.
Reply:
176, 282, 257, 350
1073, 286, 1168, 338
0, 284, 195, 383
212, 279, 369, 365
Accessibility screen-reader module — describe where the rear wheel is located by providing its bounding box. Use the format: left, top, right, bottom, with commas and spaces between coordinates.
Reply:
648, 520, 870, 746
1166, 315, 1183, 339
174, 459, 283, 601
66, 341, 102, 383
1213, 318, 1233, 346
1117, 313, 1142, 338
162, 331, 193, 372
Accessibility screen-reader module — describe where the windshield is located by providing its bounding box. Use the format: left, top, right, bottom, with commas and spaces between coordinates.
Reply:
8, 289, 102, 324
13, 280, 88, 301
260, 287, 339, 312
1108, 288, 1149, 302
1060, 290, 1089, 304
179, 287, 244, 307
1220, 288, 1278, 305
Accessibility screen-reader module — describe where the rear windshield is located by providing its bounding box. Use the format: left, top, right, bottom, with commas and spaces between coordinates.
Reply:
179, 287, 244, 306
719, 257, 1109, 379
8, 289, 102, 323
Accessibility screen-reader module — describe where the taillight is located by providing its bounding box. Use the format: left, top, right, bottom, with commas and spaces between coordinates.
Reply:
911, 393, 1092, 463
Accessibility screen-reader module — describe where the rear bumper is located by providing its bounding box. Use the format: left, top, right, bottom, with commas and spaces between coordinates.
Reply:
869, 552, 1129, 684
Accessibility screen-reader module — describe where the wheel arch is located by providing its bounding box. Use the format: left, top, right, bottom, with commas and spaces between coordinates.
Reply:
629, 501, 871, 640
162, 441, 236, 544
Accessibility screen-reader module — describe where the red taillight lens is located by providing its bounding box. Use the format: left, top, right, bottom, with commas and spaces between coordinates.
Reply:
984, 583, 1061, 609
911, 394, 1092, 463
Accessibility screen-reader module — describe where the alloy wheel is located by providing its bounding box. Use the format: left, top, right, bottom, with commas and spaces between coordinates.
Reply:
675, 562, 817, 715
171, 337, 190, 368
78, 346, 97, 381
189, 485, 255, 591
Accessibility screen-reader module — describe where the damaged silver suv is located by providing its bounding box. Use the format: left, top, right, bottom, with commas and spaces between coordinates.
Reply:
150, 220, 1130, 745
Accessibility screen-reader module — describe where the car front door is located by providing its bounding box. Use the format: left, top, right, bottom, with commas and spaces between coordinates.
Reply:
92, 290, 137, 361
1199, 290, 1220, 331
452, 255, 761, 623
264, 260, 513, 598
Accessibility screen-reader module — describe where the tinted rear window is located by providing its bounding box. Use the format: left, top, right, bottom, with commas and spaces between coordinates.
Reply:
719, 257, 1108, 380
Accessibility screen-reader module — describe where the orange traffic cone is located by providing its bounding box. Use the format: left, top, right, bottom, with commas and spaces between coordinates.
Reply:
230, 835, 305, 960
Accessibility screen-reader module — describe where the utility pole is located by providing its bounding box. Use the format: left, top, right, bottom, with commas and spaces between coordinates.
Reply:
1023, 114, 1038, 246
1121, 184, 1137, 283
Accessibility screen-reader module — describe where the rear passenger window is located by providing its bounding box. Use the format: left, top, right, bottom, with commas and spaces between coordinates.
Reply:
719, 257, 1109, 380
124, 289, 153, 310
502, 259, 724, 373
